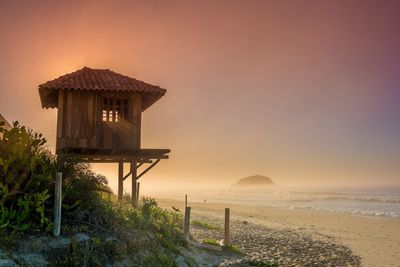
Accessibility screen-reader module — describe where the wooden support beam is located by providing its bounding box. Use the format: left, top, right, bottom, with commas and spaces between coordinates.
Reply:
138, 159, 153, 164
137, 161, 146, 169
136, 182, 140, 204
81, 158, 164, 163
118, 161, 123, 202
122, 160, 153, 181
137, 159, 161, 180
131, 160, 137, 207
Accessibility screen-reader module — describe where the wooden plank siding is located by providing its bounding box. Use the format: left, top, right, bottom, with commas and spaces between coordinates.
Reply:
56, 90, 142, 153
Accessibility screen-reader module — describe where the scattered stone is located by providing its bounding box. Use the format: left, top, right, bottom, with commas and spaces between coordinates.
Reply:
189, 213, 362, 267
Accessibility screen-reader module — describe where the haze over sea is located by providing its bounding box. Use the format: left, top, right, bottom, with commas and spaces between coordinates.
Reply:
146, 185, 400, 218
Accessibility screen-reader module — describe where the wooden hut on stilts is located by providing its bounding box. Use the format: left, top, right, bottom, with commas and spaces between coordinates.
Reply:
38, 67, 170, 207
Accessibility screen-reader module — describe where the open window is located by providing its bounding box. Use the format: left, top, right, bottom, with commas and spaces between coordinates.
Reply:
102, 97, 129, 122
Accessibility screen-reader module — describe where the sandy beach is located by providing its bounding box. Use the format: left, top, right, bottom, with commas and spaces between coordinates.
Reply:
157, 198, 400, 267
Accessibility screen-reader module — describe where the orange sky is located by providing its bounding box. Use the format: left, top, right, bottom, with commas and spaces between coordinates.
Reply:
1, 1, 400, 192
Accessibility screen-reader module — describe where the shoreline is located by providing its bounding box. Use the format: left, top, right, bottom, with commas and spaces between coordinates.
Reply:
156, 197, 400, 267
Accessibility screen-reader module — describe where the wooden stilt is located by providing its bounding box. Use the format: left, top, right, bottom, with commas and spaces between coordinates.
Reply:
118, 161, 123, 203
136, 182, 140, 204
131, 160, 137, 207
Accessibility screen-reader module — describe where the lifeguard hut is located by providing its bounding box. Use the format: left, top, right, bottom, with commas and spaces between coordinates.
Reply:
38, 67, 170, 206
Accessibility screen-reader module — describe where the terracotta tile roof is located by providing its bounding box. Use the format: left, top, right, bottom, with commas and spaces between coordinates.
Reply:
38, 67, 166, 111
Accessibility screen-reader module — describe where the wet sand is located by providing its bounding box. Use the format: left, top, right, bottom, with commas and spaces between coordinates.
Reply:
157, 198, 400, 267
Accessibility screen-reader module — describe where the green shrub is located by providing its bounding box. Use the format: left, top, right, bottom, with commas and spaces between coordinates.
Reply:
226, 244, 241, 253
124, 197, 185, 252
0, 122, 55, 235
203, 238, 220, 246
57, 154, 120, 232
144, 249, 178, 267
54, 236, 123, 267
191, 220, 220, 230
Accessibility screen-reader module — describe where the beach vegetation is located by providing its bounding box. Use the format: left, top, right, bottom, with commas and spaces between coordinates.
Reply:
0, 122, 55, 239
203, 238, 220, 246
202, 238, 242, 254
226, 244, 241, 253
0, 122, 185, 265
191, 220, 221, 230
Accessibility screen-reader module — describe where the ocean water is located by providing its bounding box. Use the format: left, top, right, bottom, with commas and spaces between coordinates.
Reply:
148, 186, 400, 218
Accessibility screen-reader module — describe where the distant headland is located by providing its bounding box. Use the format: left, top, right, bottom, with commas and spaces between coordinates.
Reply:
236, 175, 274, 186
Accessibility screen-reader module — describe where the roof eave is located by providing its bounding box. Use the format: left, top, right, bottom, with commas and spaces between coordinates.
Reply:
38, 86, 59, 109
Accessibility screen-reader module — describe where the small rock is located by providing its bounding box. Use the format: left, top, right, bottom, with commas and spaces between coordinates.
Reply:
74, 233, 90, 243
176, 255, 189, 267
0, 259, 18, 267
47, 237, 70, 254
17, 253, 48, 267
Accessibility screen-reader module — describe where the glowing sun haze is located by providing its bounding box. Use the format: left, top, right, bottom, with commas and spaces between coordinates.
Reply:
1, 0, 399, 193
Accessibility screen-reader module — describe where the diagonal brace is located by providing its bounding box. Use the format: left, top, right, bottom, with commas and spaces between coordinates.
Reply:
123, 171, 132, 181
137, 159, 160, 180
122, 161, 152, 181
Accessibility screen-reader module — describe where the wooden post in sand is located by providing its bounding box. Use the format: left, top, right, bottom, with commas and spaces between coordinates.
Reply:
184, 206, 191, 241
53, 172, 62, 236
185, 194, 187, 208
224, 208, 230, 247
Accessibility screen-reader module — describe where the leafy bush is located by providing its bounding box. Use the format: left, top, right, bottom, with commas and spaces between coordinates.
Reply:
0, 122, 118, 238
56, 154, 119, 232
0, 122, 55, 235
54, 237, 123, 267
122, 197, 184, 250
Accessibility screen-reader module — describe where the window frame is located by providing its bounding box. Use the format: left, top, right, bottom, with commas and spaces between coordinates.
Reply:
101, 96, 129, 123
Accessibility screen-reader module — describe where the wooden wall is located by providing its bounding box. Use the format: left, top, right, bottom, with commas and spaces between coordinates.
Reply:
56, 89, 142, 153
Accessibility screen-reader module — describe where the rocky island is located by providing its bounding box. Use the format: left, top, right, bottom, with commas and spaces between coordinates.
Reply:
236, 175, 274, 186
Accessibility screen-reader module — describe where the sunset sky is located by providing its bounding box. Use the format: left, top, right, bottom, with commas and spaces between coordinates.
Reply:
1, 1, 399, 192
